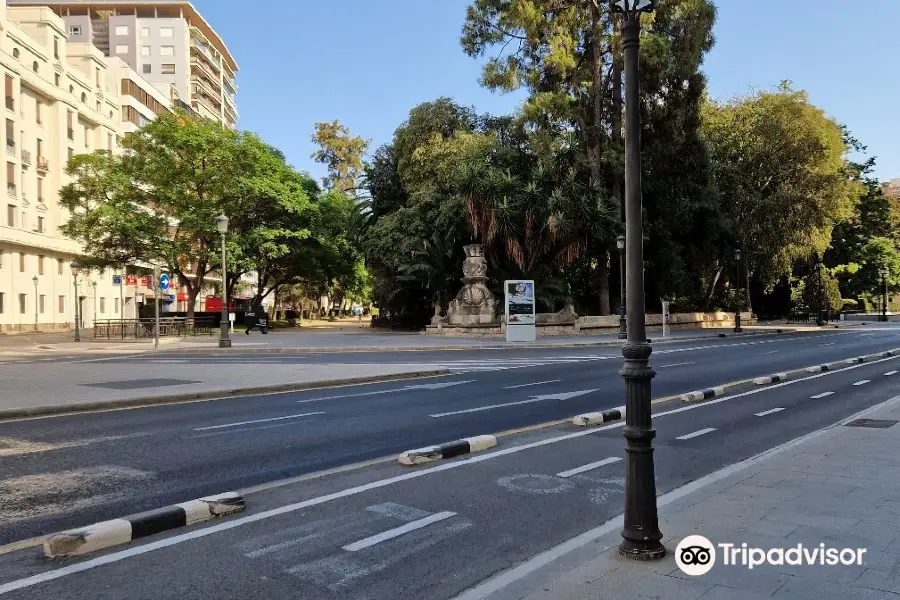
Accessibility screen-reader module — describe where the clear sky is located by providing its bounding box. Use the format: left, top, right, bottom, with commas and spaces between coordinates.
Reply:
197, 0, 897, 185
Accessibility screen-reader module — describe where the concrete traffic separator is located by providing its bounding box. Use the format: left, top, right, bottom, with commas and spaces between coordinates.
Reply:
572, 407, 624, 427
680, 386, 727, 403
753, 373, 788, 385
398, 435, 497, 466
0, 369, 450, 421
43, 492, 244, 558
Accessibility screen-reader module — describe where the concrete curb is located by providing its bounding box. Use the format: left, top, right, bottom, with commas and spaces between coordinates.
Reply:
753, 373, 788, 385
163, 328, 801, 356
805, 364, 831, 373
0, 369, 450, 421
398, 435, 497, 466
43, 492, 244, 558
572, 408, 624, 427
680, 386, 728, 403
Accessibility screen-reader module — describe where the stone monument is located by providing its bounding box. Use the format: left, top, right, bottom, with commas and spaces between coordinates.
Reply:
447, 244, 497, 325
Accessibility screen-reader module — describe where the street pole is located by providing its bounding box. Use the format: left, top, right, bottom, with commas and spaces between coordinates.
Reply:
71, 261, 81, 342
217, 214, 232, 348
733, 249, 742, 333
32, 276, 38, 332
614, 0, 664, 561
617, 235, 626, 339
815, 261, 825, 326
881, 269, 888, 322
153, 266, 160, 350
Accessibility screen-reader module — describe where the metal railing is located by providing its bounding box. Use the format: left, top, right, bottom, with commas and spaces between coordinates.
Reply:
92, 317, 218, 340
21, 148, 31, 166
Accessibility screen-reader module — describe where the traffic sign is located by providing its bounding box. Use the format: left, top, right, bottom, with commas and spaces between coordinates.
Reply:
112, 275, 122, 286
159, 273, 170, 290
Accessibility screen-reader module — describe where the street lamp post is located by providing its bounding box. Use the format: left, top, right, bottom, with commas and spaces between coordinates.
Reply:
880, 268, 888, 322
32, 275, 38, 332
733, 249, 742, 333
613, 0, 664, 561
217, 214, 231, 348
617, 235, 626, 339
70, 261, 81, 342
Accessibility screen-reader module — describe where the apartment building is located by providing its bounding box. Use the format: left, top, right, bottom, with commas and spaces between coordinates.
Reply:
10, 0, 238, 128
884, 178, 900, 199
0, 1, 172, 331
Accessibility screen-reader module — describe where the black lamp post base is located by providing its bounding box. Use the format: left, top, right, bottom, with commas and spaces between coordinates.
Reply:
619, 538, 666, 560
218, 338, 232, 348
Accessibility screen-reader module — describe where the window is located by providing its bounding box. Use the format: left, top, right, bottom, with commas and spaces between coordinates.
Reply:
161, 64, 175, 74
12, 48, 19, 59
107, 133, 113, 150
36, 138, 42, 160
57, 258, 63, 275
142, 64, 151, 74
141, 45, 151, 57
20, 211, 25, 230
84, 126, 89, 148
58, 295, 65, 313
160, 27, 174, 38
96, 101, 101, 112
141, 27, 150, 38
54, 73, 60, 86
0, 292, 4, 314
96, 68, 101, 86
18, 252, 24, 272
115, 25, 129, 36
81, 92, 87, 103
115, 45, 129, 55
18, 293, 25, 314
6, 161, 14, 195
38, 255, 44, 275
67, 148, 73, 162
37, 178, 43, 203
100, 297, 106, 313
37, 216, 44, 233
160, 45, 174, 57
5, 74, 13, 111
114, 297, 119, 314
6, 204, 13, 227
39, 295, 45, 314
69, 84, 74, 94
54, 37, 59, 60
67, 111, 73, 139
32, 61, 38, 73
69, 25, 82, 36
35, 100, 42, 125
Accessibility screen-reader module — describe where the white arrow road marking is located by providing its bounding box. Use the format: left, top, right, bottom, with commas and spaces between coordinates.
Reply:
429, 389, 599, 418
194, 412, 325, 431
810, 392, 834, 399
755, 407, 785, 417
298, 380, 474, 403
557, 457, 621, 478
342, 511, 456, 552
675, 427, 717, 440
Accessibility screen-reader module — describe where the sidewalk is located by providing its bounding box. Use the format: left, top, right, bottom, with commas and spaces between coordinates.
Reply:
469, 395, 900, 600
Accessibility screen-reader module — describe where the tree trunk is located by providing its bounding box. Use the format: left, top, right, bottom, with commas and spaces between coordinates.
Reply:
745, 263, 753, 313
597, 254, 611, 315
704, 265, 722, 309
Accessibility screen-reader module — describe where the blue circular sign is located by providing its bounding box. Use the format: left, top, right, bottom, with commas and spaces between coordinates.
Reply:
159, 273, 170, 290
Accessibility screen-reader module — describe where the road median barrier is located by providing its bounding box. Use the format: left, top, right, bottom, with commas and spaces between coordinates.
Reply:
43, 492, 243, 558
753, 373, 788, 385
680, 386, 728, 403
572, 407, 624, 427
398, 435, 497, 466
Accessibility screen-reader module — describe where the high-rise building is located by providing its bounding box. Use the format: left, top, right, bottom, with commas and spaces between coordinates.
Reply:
8, 0, 238, 128
884, 178, 900, 199
0, 1, 173, 331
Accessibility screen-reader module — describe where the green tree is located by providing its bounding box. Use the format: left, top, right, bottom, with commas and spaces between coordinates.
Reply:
311, 120, 370, 193
702, 83, 861, 310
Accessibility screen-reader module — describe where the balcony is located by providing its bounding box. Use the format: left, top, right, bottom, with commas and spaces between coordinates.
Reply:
6, 182, 15, 198
21, 149, 31, 167
190, 58, 220, 88
190, 42, 220, 75
67, 127, 74, 140
36, 156, 49, 174
5, 139, 14, 156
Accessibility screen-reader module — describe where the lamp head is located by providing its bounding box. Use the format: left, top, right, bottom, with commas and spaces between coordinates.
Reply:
216, 213, 229, 234
616, 235, 626, 250
70, 261, 81, 275
32, 275, 38, 284
734, 249, 742, 262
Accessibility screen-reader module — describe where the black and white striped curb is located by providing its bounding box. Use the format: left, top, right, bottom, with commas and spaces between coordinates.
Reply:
44, 492, 244, 558
572, 407, 624, 427
753, 372, 789, 385
680, 386, 727, 403
398, 435, 497, 466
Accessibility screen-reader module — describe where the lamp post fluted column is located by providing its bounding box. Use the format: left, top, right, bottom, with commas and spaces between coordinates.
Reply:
733, 249, 742, 333
217, 214, 232, 348
617, 235, 626, 339
614, 0, 664, 561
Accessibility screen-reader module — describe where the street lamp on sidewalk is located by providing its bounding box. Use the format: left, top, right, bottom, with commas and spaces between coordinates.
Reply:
815, 260, 826, 327
617, 235, 626, 339
612, 0, 665, 561
880, 268, 888, 322
733, 249, 742, 333
32, 275, 38, 332
70, 261, 81, 342
217, 213, 232, 348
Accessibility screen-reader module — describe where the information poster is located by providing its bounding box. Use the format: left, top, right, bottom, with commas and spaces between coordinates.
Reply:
505, 280, 536, 342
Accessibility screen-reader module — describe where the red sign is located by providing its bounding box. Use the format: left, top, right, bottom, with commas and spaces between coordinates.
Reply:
177, 292, 187, 301
125, 276, 138, 286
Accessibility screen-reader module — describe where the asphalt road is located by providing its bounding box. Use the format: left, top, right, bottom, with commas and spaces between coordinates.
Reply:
1, 328, 899, 545
2, 346, 900, 599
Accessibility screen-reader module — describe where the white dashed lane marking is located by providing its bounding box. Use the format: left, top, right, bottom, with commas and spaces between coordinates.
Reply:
193, 412, 324, 431
675, 428, 717, 440
755, 407, 785, 417
341, 511, 456, 552
556, 457, 621, 478
852, 380, 871, 386
885, 371, 898, 376
810, 392, 834, 399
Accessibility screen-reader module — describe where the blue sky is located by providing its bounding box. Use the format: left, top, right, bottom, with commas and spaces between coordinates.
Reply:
197, 0, 897, 185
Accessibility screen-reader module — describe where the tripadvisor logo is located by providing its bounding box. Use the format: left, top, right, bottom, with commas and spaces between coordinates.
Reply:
675, 535, 868, 576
